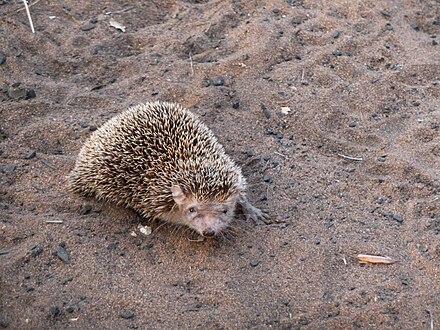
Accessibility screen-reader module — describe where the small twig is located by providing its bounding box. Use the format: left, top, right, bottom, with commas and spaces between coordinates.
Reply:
46, 220, 64, 224
274, 151, 288, 159
342, 257, 347, 266
338, 154, 363, 161
113, 6, 135, 14
22, 0, 35, 33
0, 249, 11, 256
189, 51, 194, 76
427, 310, 434, 330
357, 254, 396, 264
37, 156, 58, 170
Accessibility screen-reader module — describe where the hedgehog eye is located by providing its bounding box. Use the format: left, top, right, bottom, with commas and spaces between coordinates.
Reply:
189, 207, 196, 213
222, 209, 228, 214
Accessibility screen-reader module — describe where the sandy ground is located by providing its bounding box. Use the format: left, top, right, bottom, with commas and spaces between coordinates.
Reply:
1, 0, 439, 329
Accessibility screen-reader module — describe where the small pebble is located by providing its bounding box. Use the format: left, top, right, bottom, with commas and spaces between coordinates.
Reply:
432, 40, 438, 46
0, 318, 10, 328
0, 52, 6, 65
348, 122, 357, 128
260, 103, 271, 119
332, 49, 343, 56
80, 24, 96, 31
120, 310, 135, 319
81, 204, 92, 215
410, 23, 419, 31
56, 244, 70, 263
202, 79, 211, 87
250, 259, 260, 267
89, 17, 98, 24
244, 150, 254, 157
332, 31, 340, 39
232, 100, 240, 109
0, 128, 7, 140
213, 77, 224, 86
49, 306, 61, 318
385, 23, 393, 31
380, 10, 392, 18
1, 164, 16, 173
262, 175, 272, 183
89, 125, 97, 132
392, 214, 403, 223
29, 245, 43, 257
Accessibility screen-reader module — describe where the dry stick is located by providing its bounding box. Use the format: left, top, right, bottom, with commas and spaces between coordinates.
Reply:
338, 154, 363, 161
427, 310, 434, 330
274, 151, 288, 159
46, 220, 64, 224
37, 156, 58, 170
189, 51, 194, 76
23, 0, 35, 33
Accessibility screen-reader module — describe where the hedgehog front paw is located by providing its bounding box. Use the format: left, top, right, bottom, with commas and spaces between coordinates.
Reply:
238, 195, 269, 224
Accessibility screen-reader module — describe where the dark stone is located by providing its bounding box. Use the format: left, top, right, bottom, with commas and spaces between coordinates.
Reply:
81, 204, 92, 215
1, 164, 16, 173
89, 125, 97, 132
332, 31, 340, 39
0, 318, 10, 328
90, 17, 98, 24
232, 100, 240, 109
25, 150, 37, 159
202, 79, 211, 87
432, 40, 438, 46
80, 24, 96, 31
244, 150, 254, 157
29, 245, 43, 257
262, 175, 272, 183
8, 84, 27, 100
0, 128, 7, 140
349, 122, 356, 128
260, 103, 271, 119
48, 306, 61, 318
392, 214, 403, 223
26, 89, 36, 99
385, 23, 393, 31
250, 259, 260, 267
410, 23, 419, 31
56, 244, 70, 263
120, 310, 135, 319
213, 77, 224, 86
332, 49, 343, 56
0, 52, 5, 65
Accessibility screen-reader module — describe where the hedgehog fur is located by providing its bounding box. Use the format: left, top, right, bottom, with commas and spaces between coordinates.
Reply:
67, 101, 265, 237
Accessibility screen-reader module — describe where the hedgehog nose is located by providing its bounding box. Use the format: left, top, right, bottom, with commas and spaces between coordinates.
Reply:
202, 229, 215, 237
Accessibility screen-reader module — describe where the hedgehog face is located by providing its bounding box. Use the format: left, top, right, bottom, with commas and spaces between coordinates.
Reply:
171, 185, 237, 237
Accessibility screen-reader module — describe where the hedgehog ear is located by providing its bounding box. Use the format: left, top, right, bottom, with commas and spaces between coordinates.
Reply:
171, 185, 187, 206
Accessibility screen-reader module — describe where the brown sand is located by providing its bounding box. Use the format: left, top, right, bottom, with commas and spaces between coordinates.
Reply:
1, 0, 439, 329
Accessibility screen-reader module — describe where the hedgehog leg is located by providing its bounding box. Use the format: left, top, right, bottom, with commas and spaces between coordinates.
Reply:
237, 195, 269, 224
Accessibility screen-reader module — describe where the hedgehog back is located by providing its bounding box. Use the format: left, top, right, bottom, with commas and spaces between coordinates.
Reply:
67, 101, 244, 218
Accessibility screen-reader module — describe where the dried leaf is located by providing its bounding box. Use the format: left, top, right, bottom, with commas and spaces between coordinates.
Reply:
110, 19, 126, 32
281, 106, 291, 115
357, 254, 396, 264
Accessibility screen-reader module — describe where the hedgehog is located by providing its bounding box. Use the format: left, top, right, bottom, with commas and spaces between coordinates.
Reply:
67, 101, 266, 237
